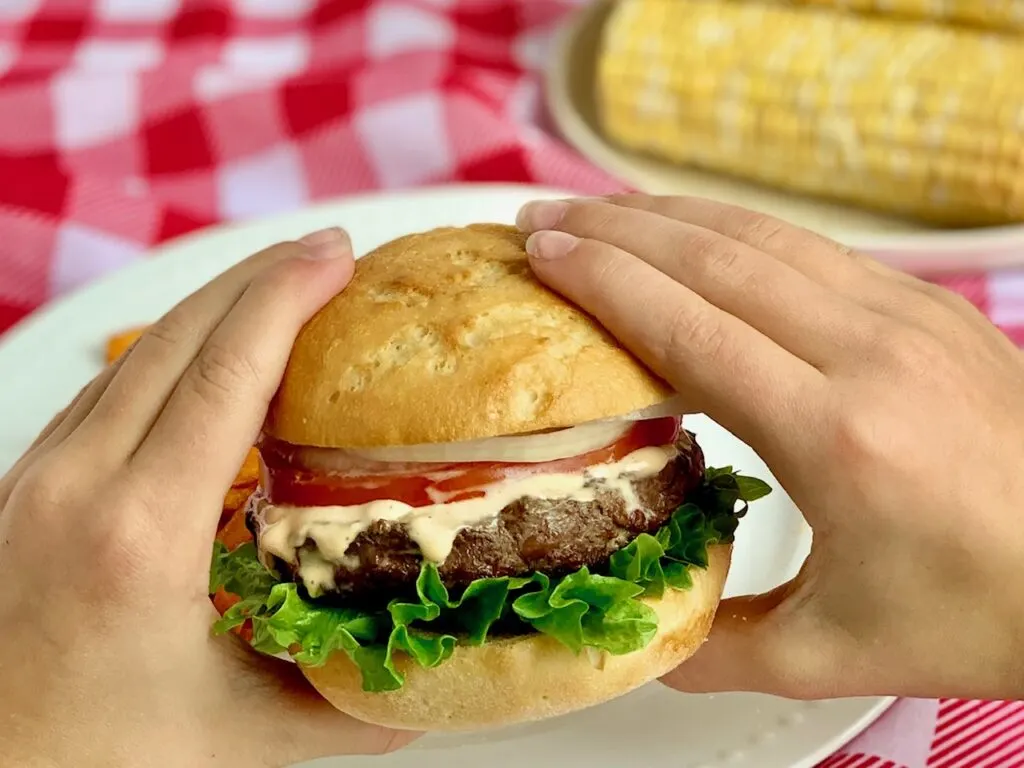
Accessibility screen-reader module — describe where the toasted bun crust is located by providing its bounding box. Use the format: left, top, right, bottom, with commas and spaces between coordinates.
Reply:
266, 224, 672, 448
299, 544, 730, 731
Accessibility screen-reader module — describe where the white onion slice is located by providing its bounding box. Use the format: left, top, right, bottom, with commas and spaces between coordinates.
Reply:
287, 397, 688, 472
593, 394, 690, 423
348, 420, 631, 464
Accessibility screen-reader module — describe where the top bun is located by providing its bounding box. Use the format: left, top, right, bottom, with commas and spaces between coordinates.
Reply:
267, 223, 672, 448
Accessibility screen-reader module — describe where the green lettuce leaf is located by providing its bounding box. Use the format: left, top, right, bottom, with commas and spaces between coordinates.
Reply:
209, 466, 771, 692
512, 568, 657, 654
210, 541, 276, 596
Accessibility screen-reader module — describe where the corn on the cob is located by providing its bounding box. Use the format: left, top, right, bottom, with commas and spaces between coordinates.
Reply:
597, 0, 1024, 227
778, 0, 1024, 32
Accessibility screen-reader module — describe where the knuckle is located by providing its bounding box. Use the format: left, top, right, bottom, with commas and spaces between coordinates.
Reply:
903, 272, 945, 296
878, 326, 951, 374
686, 236, 760, 292
690, 234, 740, 273
90, 512, 151, 568
146, 307, 196, 351
828, 399, 890, 473
923, 282, 981, 317
10, 460, 75, 516
190, 342, 261, 406
942, 288, 978, 312
666, 304, 725, 366
731, 212, 789, 252
570, 200, 618, 233
84, 487, 163, 592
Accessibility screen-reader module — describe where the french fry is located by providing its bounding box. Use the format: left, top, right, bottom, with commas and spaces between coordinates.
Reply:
217, 503, 253, 551
222, 484, 256, 518
219, 448, 261, 526
220, 448, 261, 526
105, 325, 148, 363
233, 447, 261, 488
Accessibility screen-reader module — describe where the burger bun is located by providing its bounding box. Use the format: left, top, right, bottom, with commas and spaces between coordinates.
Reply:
299, 545, 731, 731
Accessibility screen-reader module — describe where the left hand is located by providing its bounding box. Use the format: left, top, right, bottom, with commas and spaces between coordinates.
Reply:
0, 228, 416, 768
515, 194, 1024, 701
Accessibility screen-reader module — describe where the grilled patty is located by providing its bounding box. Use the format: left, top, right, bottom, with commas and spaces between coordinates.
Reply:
250, 432, 705, 601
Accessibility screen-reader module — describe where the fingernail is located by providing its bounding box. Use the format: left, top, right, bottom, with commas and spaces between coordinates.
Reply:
298, 227, 351, 259
517, 200, 569, 233
526, 230, 579, 260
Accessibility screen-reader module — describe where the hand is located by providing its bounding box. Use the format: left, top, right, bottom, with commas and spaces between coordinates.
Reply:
516, 195, 1024, 701
0, 229, 415, 767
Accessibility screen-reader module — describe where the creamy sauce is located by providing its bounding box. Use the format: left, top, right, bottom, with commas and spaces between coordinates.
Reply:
297, 549, 338, 597
255, 444, 677, 595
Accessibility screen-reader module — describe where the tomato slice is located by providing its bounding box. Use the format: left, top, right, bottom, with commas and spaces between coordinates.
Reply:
263, 417, 680, 509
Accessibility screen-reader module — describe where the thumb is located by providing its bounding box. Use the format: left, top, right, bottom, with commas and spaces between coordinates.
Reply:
258, 656, 419, 762
660, 575, 841, 699
219, 642, 420, 765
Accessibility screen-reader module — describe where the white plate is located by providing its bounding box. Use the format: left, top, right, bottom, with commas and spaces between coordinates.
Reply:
0, 184, 892, 768
543, 0, 1024, 273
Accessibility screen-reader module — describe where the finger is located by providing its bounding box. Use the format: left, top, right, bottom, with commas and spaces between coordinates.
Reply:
70, 228, 352, 466
129, 244, 355, 545
518, 200, 880, 369
32, 344, 136, 452
220, 640, 418, 764
599, 194, 993, 334
660, 578, 856, 699
521, 229, 823, 450
22, 384, 90, 458
0, 351, 131, 506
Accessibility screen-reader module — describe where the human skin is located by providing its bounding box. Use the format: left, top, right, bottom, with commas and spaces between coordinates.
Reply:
516, 194, 1024, 702
0, 228, 416, 768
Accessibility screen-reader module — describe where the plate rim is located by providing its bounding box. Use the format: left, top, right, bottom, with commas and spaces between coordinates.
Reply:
793, 696, 896, 768
542, 0, 1024, 262
404, 694, 897, 768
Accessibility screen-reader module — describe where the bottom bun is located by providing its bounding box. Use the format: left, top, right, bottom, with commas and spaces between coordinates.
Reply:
300, 544, 732, 732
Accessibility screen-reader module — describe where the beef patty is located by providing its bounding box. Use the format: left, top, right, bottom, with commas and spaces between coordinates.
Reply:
249, 432, 705, 602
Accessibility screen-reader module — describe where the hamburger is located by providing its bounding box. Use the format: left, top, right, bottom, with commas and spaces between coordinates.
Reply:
209, 223, 770, 731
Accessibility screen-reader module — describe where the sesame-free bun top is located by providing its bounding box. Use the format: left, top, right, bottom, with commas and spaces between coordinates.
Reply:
267, 224, 672, 448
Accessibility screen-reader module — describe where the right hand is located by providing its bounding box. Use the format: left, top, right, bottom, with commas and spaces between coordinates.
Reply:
516, 194, 1024, 701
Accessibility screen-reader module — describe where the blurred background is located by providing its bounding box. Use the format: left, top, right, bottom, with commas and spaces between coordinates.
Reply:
1, 0, 1024, 335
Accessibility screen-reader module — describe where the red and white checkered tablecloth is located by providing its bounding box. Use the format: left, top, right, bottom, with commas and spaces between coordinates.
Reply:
1, 2, 1022, 766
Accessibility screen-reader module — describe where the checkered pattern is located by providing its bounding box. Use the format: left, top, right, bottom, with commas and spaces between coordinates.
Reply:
0, 0, 618, 330
0, 2, 1022, 766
